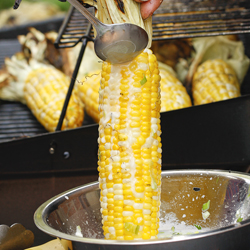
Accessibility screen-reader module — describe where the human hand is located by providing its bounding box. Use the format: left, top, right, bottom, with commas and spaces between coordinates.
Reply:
134, 0, 163, 19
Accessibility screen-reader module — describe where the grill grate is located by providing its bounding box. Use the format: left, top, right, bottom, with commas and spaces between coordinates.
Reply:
0, 40, 20, 67
0, 101, 47, 143
152, 9, 250, 40
55, 6, 94, 48
55, 0, 250, 48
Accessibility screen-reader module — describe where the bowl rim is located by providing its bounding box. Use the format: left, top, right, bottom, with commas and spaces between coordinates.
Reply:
34, 169, 250, 246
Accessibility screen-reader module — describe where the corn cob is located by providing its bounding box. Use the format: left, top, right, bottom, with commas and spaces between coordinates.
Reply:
159, 63, 191, 112
76, 70, 101, 123
97, 49, 162, 240
192, 59, 240, 105
3, 54, 84, 132
79, 0, 162, 240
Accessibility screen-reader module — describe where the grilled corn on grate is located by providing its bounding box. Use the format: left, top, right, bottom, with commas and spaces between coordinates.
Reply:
3, 55, 84, 132
192, 59, 240, 105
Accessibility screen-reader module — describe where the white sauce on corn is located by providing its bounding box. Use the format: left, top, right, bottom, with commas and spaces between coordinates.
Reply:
134, 203, 143, 209
98, 50, 162, 239
143, 209, 151, 215
114, 184, 123, 189
108, 227, 115, 235
114, 189, 123, 195
114, 195, 123, 200
123, 211, 133, 217
124, 200, 134, 205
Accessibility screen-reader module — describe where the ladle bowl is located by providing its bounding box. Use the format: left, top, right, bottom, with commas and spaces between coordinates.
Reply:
34, 169, 250, 250
67, 0, 149, 64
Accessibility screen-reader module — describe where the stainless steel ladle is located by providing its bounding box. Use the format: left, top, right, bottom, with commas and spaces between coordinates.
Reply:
67, 0, 149, 64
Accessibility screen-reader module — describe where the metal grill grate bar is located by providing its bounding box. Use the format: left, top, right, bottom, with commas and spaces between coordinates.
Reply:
152, 7, 250, 39
55, 7, 94, 48
0, 40, 21, 67
155, 0, 250, 14
0, 102, 47, 143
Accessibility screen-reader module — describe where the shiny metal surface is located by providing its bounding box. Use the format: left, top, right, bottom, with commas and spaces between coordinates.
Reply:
67, 0, 148, 64
34, 170, 250, 249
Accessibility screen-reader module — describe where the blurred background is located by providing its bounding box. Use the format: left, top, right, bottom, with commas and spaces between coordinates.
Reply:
0, 0, 70, 28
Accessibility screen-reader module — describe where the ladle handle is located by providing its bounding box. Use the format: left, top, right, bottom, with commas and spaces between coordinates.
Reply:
67, 0, 107, 35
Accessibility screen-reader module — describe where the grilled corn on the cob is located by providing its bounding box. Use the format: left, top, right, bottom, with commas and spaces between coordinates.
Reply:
2, 54, 84, 131
159, 63, 191, 112
192, 59, 240, 105
77, 70, 101, 123
80, 0, 162, 240
98, 49, 162, 240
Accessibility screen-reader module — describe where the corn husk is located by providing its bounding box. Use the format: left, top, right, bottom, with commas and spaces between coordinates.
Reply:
0, 68, 25, 103
0, 53, 27, 103
176, 36, 250, 90
17, 27, 102, 81
151, 39, 193, 69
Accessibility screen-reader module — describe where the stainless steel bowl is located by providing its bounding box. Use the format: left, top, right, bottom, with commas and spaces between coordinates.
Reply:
34, 170, 250, 250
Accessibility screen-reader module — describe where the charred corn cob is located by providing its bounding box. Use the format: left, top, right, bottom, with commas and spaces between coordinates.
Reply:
98, 49, 162, 240
192, 59, 240, 105
2, 54, 84, 132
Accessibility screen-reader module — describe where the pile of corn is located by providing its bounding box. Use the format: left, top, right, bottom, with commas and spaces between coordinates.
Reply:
76, 36, 249, 123
1, 26, 248, 135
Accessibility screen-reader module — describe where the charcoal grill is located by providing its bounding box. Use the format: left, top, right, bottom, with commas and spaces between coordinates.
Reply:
1, 1, 250, 175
